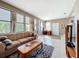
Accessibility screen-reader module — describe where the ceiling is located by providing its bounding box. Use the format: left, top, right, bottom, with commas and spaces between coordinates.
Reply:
2, 0, 76, 20
71, 0, 79, 19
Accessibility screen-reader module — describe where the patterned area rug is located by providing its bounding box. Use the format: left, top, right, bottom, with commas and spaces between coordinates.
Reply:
8, 44, 54, 58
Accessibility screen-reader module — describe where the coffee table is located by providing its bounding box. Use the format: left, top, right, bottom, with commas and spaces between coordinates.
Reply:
17, 40, 42, 58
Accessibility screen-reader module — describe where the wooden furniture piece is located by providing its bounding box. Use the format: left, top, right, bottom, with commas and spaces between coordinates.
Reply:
17, 40, 42, 58
67, 46, 76, 57
43, 31, 52, 35
77, 20, 79, 58
65, 24, 76, 58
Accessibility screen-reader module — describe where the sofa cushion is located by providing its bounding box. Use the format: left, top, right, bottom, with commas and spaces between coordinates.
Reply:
18, 37, 36, 44
6, 41, 20, 50
0, 42, 6, 58
12, 41, 21, 46
2, 39, 13, 46
0, 36, 8, 41
15, 32, 25, 40
18, 38, 28, 44
28, 32, 32, 37
24, 32, 30, 38
6, 33, 16, 41
0, 42, 6, 52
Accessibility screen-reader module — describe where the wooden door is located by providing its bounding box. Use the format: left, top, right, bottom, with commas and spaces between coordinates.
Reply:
77, 20, 79, 57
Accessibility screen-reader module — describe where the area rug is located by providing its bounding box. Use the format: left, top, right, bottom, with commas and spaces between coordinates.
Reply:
8, 44, 54, 58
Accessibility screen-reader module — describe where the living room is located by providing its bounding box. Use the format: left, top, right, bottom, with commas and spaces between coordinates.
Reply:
0, 0, 79, 58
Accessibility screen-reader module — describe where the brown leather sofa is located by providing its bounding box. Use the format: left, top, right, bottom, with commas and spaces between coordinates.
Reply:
0, 32, 36, 58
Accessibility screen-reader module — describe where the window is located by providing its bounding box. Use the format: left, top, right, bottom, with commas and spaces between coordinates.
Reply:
34, 19, 37, 31
25, 17, 30, 31
40, 21, 43, 31
16, 13, 24, 32
52, 23, 60, 35
38, 20, 41, 33
25, 17, 30, 24
46, 22, 51, 31
0, 8, 11, 33
26, 25, 30, 31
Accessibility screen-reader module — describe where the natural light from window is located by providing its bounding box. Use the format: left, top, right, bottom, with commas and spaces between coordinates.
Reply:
0, 8, 11, 33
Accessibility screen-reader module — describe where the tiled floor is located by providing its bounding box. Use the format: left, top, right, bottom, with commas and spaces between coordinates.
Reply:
38, 35, 67, 58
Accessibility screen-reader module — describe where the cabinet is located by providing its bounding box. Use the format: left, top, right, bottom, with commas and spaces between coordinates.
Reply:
43, 31, 52, 35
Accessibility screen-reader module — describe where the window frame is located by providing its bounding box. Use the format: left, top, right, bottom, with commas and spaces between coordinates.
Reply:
25, 16, 30, 31
15, 13, 25, 32
0, 5, 37, 33
0, 8, 11, 33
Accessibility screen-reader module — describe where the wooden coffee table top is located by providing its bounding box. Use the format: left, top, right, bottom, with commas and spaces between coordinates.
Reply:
17, 40, 42, 54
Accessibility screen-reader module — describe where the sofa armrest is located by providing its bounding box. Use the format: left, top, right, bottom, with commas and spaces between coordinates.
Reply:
0, 42, 6, 57
6, 41, 20, 50
0, 42, 6, 53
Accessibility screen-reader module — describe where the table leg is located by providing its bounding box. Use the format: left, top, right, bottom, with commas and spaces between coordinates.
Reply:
41, 43, 43, 49
20, 54, 26, 58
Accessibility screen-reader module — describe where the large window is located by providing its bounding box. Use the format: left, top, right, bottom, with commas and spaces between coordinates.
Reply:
34, 19, 37, 31
52, 23, 60, 35
40, 21, 43, 32
46, 22, 51, 31
38, 20, 41, 34
16, 13, 24, 32
0, 8, 11, 33
25, 17, 30, 31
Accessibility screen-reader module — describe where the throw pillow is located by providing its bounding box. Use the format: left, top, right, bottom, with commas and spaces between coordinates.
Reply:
2, 39, 13, 46
0, 36, 8, 41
